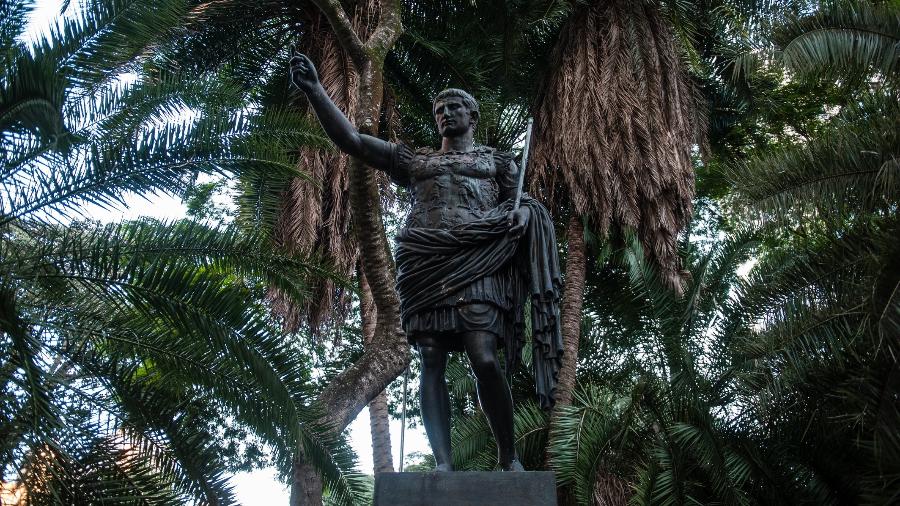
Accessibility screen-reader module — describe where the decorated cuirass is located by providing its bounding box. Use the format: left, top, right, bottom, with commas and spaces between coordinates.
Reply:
388, 145, 518, 230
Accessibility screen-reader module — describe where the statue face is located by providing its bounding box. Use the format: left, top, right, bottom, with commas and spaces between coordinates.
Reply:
433, 97, 475, 138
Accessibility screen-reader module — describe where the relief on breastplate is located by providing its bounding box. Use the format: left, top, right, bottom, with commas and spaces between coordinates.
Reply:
406, 150, 499, 229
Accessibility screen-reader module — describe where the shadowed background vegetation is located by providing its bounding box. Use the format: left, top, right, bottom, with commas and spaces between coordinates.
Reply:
1, 0, 897, 504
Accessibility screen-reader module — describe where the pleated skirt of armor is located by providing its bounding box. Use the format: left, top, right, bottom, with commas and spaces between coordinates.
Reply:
403, 265, 517, 351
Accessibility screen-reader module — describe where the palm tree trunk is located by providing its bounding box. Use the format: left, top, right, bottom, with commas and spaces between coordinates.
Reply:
554, 215, 586, 409
312, 55, 407, 439
546, 216, 587, 506
593, 467, 630, 506
361, 271, 395, 474
368, 391, 394, 473
291, 456, 323, 506
549, 219, 629, 505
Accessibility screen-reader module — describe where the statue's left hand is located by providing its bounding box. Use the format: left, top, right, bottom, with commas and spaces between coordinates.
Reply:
507, 207, 531, 238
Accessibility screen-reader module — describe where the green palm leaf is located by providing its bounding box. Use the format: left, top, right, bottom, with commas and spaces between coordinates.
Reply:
776, 0, 900, 82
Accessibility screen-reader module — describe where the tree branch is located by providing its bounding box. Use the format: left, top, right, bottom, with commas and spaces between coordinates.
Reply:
365, 0, 403, 58
309, 0, 367, 67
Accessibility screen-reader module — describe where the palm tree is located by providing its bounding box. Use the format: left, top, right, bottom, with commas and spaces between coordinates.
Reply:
526, 7, 705, 484
162, 1, 411, 502
540, 209, 897, 504
1, 1, 368, 503
530, 0, 704, 291
525, 0, 802, 454
281, 2, 401, 476
729, 219, 899, 504
725, 2, 899, 502
153, 0, 407, 486
544, 229, 764, 505
733, 0, 898, 221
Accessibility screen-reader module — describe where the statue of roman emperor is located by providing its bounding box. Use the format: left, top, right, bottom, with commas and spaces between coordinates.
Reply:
290, 52, 562, 472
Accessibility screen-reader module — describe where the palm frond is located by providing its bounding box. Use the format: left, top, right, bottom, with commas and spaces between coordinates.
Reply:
729, 90, 899, 222
0, 0, 34, 53
34, 0, 191, 90
1, 216, 364, 503
725, 216, 900, 502
776, 0, 900, 82
530, 0, 704, 292
450, 411, 495, 471
548, 384, 641, 504
3, 103, 322, 226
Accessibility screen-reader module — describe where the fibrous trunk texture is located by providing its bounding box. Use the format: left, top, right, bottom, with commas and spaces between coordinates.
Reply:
361, 271, 394, 474
291, 456, 323, 506
545, 217, 586, 479
546, 217, 588, 503
555, 216, 586, 409
368, 391, 394, 473
530, 0, 703, 293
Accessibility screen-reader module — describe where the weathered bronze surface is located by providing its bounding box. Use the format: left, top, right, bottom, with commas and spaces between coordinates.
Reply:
290, 53, 562, 472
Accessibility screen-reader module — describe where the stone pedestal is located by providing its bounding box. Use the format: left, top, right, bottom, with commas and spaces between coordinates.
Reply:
373, 471, 557, 506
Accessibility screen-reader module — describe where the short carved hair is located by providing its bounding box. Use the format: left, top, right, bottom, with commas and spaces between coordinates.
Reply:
433, 88, 480, 118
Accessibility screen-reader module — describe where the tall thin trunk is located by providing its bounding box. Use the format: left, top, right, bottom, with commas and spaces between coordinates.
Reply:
361, 271, 394, 474
548, 218, 628, 506
547, 216, 587, 506
554, 216, 586, 410
291, 456, 323, 506
368, 391, 394, 473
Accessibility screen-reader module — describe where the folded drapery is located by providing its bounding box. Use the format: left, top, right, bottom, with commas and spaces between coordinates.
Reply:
395, 196, 563, 409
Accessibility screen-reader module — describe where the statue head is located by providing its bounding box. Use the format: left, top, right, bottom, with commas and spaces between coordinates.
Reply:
433, 88, 479, 138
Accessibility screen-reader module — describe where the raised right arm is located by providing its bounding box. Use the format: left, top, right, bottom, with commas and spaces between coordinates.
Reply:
290, 53, 396, 173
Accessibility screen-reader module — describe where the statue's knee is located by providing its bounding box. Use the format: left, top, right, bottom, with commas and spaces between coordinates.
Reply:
469, 353, 501, 379
419, 345, 447, 373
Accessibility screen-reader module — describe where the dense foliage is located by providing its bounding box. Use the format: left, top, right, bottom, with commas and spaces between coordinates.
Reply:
1, 0, 896, 504
1, 1, 367, 503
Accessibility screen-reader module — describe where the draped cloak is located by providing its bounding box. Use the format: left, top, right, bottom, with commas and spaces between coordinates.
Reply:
395, 196, 563, 409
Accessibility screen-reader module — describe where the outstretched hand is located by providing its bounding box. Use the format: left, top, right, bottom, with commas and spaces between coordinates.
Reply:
289, 48, 319, 92
507, 207, 530, 239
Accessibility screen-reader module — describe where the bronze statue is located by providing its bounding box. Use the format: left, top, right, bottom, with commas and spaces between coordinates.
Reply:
290, 53, 562, 472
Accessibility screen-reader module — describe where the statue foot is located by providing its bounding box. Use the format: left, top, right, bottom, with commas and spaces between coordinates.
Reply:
501, 459, 525, 472
434, 463, 453, 472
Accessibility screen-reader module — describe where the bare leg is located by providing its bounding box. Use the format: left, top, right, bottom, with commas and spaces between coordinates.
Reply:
419, 344, 452, 470
463, 331, 521, 470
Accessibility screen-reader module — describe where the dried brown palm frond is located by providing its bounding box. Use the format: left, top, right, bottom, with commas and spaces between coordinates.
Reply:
269, 0, 395, 336
530, 0, 704, 293
592, 467, 630, 506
